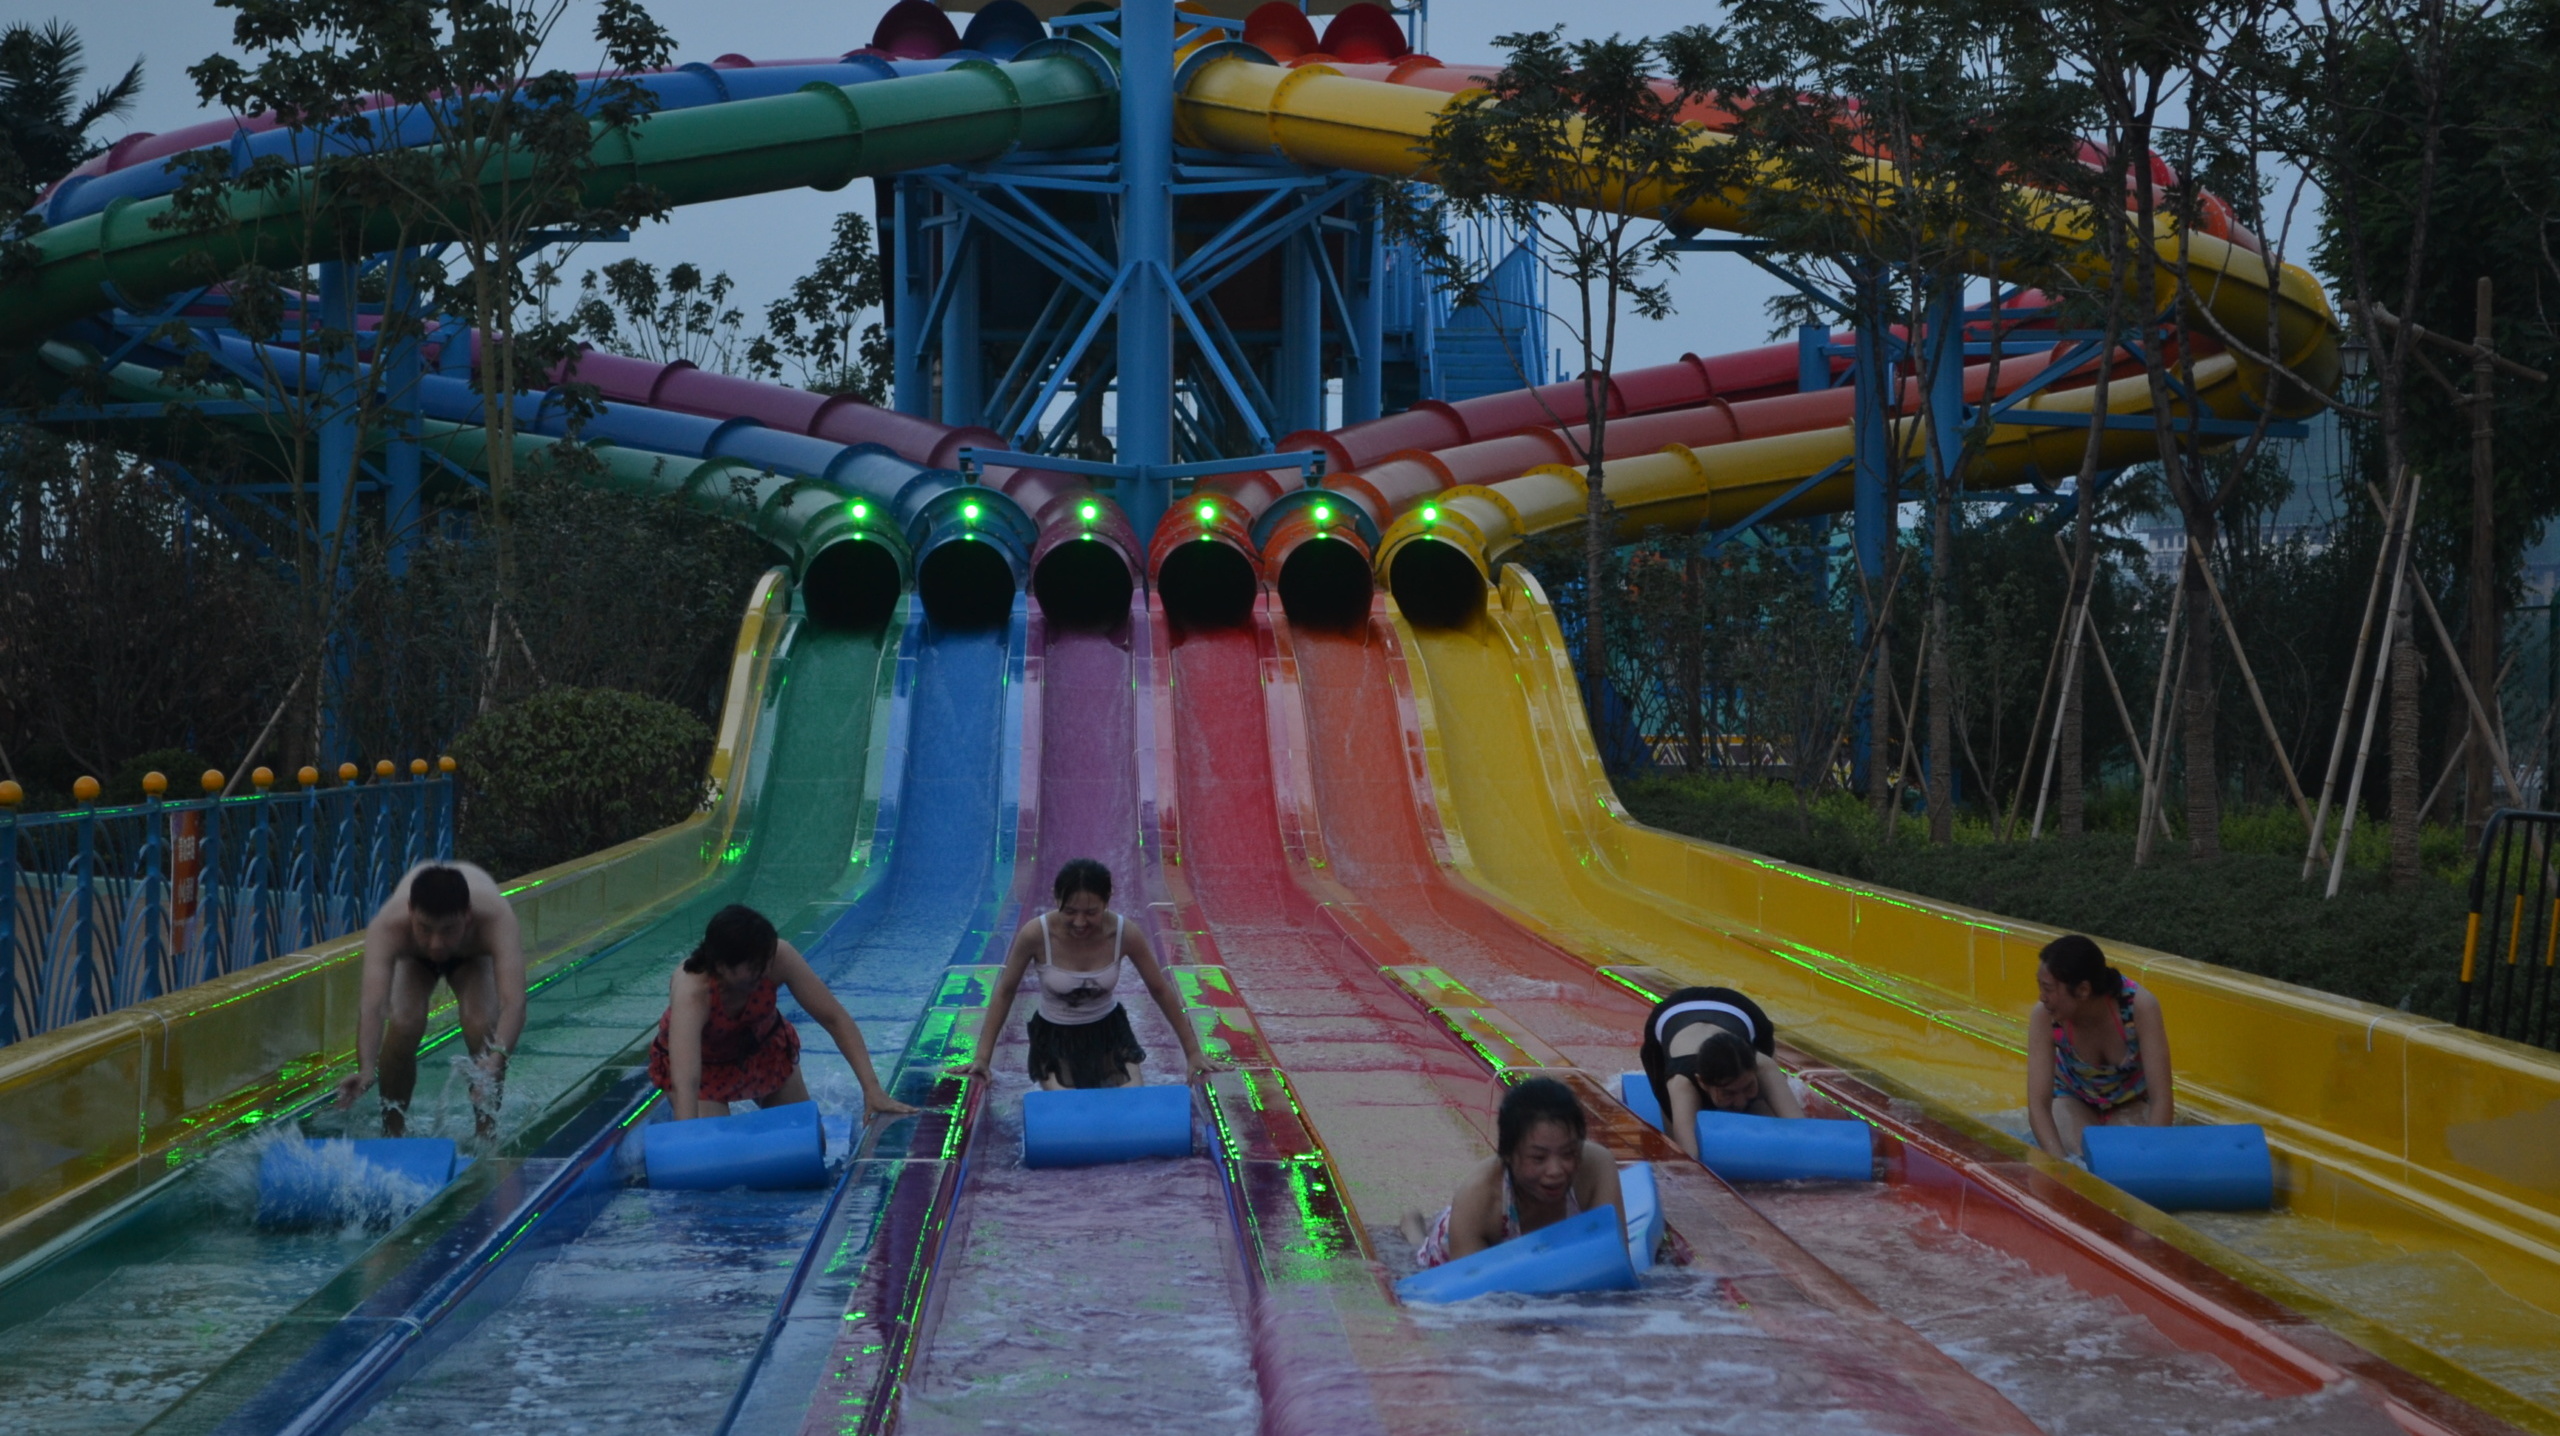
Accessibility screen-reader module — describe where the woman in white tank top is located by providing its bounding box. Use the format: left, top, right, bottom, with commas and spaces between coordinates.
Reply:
959, 858, 1215, 1089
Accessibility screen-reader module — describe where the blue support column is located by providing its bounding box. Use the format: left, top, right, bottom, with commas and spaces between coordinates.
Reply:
1116, 0, 1176, 541
383, 250, 422, 576
1344, 190, 1384, 424
315, 260, 358, 762
893, 177, 931, 417
940, 225, 983, 428
1278, 231, 1324, 434
1797, 321, 1829, 394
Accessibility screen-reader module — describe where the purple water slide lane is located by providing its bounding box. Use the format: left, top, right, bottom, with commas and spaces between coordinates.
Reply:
1156, 595, 2045, 1434
892, 598, 1264, 1434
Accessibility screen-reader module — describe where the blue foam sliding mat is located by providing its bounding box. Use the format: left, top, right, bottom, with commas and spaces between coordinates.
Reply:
2082, 1124, 2275, 1211
1619, 1162, 1663, 1272
1616, 1070, 1874, 1182
1396, 1204, 1638, 1303
1618, 1070, 1665, 1129
256, 1137, 460, 1226
642, 1100, 830, 1190
1694, 1110, 1875, 1182
1021, 1085, 1196, 1168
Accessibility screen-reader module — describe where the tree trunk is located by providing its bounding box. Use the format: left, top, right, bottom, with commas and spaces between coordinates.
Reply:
2058, 655, 2087, 837
1928, 496, 1955, 845
1870, 625, 1895, 831
2390, 585, 2424, 884
2181, 538, 2220, 856
1682, 544, 1705, 773
2466, 276, 2497, 842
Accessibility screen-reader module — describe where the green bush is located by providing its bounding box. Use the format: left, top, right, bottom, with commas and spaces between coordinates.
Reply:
1618, 775, 2470, 1020
450, 686, 712, 879
107, 748, 218, 806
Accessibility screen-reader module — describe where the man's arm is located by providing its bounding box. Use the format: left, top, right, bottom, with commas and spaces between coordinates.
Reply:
479, 895, 528, 1063
334, 912, 401, 1107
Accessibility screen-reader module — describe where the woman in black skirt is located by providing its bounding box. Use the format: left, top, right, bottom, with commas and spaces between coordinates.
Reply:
958, 859, 1214, 1088
1638, 986, 1804, 1162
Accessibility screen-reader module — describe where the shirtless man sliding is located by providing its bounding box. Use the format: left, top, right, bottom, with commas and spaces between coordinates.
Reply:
332, 862, 527, 1140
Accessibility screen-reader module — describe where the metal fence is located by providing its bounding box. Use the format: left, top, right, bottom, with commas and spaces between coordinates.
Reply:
2459, 808, 2560, 1049
0, 762, 455, 1047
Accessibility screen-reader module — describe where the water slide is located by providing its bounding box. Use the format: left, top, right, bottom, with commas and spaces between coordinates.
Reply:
5, 1, 2558, 1430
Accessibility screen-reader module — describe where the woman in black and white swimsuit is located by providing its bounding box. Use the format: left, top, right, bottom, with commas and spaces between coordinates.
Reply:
959, 858, 1215, 1088
1638, 986, 1805, 1161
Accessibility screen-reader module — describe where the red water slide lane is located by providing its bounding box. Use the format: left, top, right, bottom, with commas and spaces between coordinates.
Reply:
1276, 607, 2510, 1436
1154, 597, 2043, 1432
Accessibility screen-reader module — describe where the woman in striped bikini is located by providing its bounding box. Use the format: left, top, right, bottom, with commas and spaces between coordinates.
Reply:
2026, 934, 2175, 1159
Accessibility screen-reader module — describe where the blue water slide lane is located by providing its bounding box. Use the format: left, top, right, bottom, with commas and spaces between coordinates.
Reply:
194, 597, 1026, 1433
719, 597, 1029, 1432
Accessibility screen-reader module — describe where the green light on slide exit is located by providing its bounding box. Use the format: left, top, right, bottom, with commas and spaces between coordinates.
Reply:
1079, 501, 1098, 523
962, 501, 982, 523
1197, 500, 1218, 524
849, 501, 869, 521
1420, 504, 1439, 524
1312, 503, 1332, 524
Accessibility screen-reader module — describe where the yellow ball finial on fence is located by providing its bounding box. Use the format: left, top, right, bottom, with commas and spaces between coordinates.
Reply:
0, 781, 21, 808
253, 767, 276, 790
336, 763, 359, 784
201, 770, 224, 794
73, 776, 100, 803
374, 760, 395, 780
142, 772, 168, 798
410, 758, 429, 776
297, 766, 320, 788
438, 755, 457, 774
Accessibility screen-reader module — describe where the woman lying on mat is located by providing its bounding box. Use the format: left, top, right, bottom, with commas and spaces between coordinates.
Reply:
650, 904, 914, 1122
1639, 985, 1804, 1160
2028, 934, 2174, 1160
958, 858, 1216, 1089
1402, 1077, 1627, 1267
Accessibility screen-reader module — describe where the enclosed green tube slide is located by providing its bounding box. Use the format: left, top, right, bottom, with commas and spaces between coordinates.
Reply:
0, 43, 1120, 349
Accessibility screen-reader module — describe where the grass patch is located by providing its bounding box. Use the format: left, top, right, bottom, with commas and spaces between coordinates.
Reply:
1617, 776, 2470, 1021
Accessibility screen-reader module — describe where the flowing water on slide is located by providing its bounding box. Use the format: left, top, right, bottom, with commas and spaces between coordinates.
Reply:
898, 618, 1259, 1434
0, 622, 886, 1436
345, 618, 1013, 1435
1169, 615, 2055, 1435
1286, 617, 2407, 1436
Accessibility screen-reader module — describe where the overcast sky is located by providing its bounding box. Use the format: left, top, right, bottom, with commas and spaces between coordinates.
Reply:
57, 0, 1792, 375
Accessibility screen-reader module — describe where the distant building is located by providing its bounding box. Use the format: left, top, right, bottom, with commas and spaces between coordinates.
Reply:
2134, 406, 2353, 578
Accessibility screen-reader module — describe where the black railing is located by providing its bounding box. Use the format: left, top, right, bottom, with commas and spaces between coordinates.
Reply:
2458, 809, 2560, 1048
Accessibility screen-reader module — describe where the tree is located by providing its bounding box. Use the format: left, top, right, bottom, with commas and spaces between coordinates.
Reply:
561, 256, 749, 372
180, 0, 677, 636
1716, 0, 2087, 844
746, 211, 892, 403
1385, 26, 1738, 699
0, 19, 143, 193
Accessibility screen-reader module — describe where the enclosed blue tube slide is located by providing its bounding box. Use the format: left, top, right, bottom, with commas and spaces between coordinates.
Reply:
2082, 1124, 2275, 1212
1021, 1085, 1196, 1168
1395, 1204, 1638, 1304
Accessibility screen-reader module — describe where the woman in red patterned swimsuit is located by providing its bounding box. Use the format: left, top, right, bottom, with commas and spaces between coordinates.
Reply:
649, 905, 915, 1123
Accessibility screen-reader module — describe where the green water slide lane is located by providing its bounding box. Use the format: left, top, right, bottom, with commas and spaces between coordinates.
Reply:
0, 605, 893, 1436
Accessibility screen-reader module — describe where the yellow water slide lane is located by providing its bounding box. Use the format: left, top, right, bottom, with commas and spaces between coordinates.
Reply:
0, 569, 797, 1270
1173, 53, 2341, 580
1392, 565, 2560, 1430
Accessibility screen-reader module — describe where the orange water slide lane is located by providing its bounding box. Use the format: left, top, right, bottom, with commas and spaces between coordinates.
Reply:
1277, 605, 2515, 1436
1155, 598, 2044, 1433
